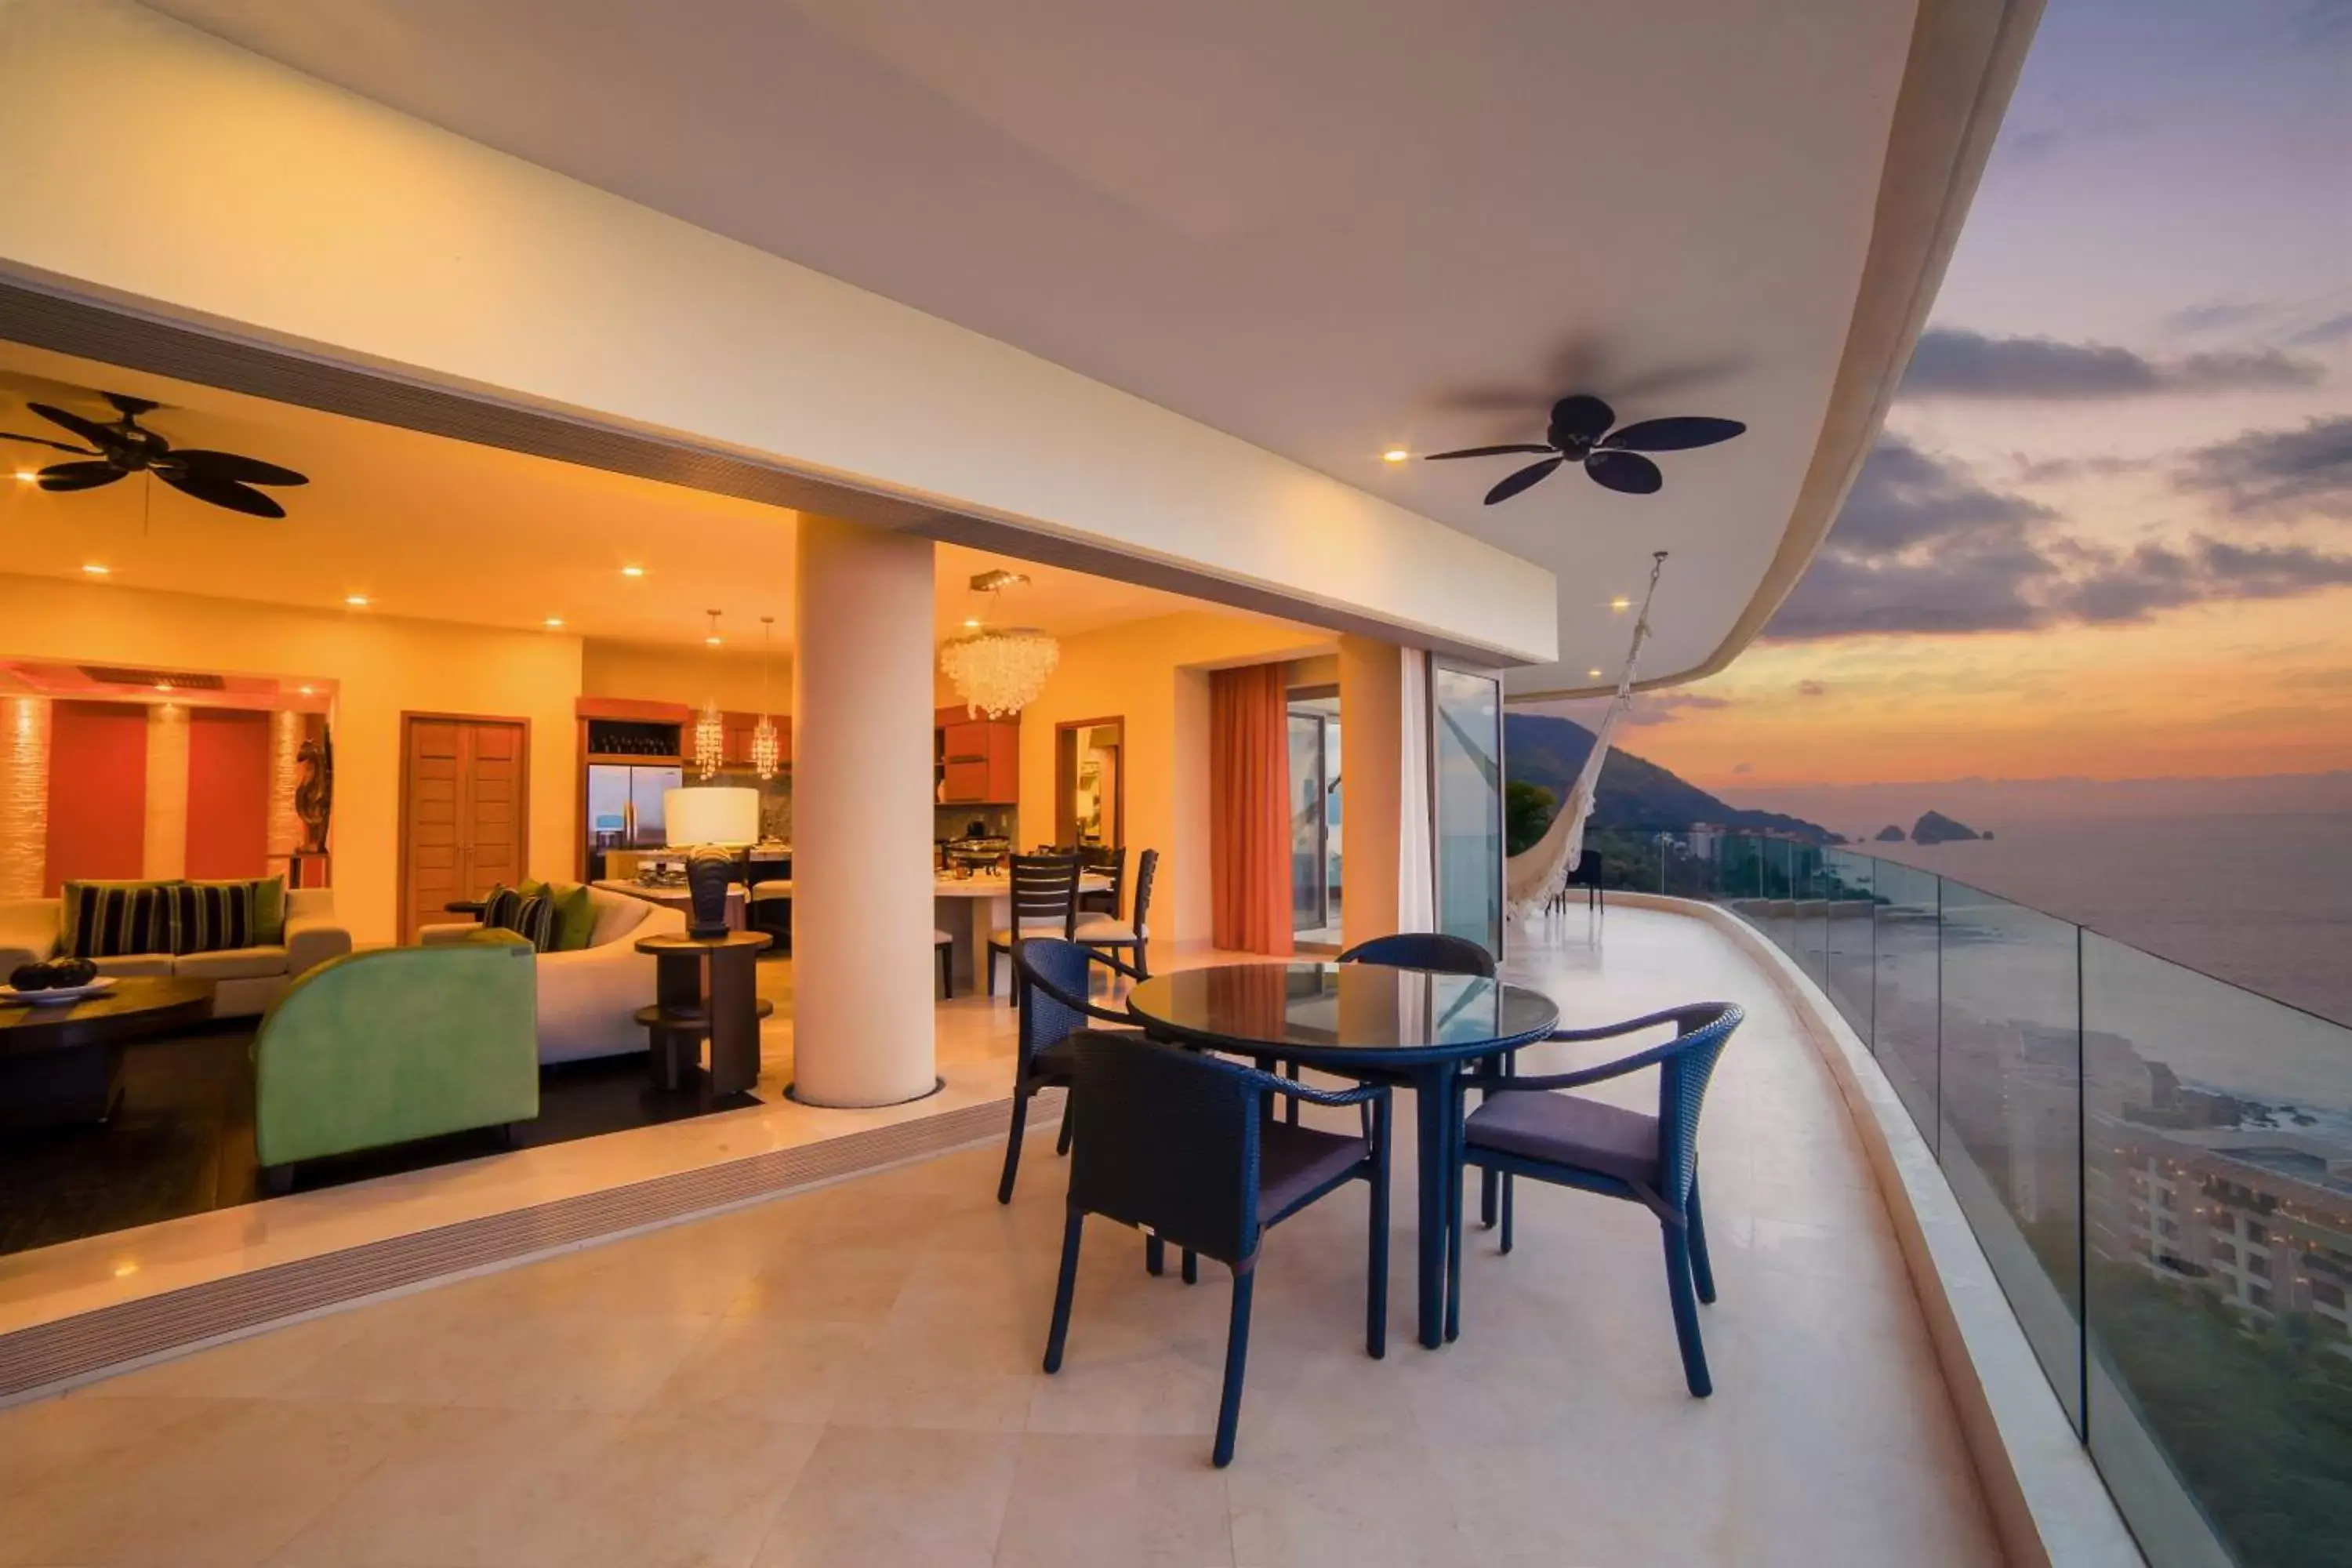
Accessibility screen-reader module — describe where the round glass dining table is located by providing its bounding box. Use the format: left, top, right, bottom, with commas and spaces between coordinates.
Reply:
1126, 961, 1560, 1348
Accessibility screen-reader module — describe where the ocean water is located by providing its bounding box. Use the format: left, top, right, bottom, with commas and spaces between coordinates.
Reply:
1857, 811, 2352, 1028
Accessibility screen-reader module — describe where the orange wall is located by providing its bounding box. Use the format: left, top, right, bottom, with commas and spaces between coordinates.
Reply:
185, 707, 270, 879
1015, 612, 1330, 947
43, 699, 147, 894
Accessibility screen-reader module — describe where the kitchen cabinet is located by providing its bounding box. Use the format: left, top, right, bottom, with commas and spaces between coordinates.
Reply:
935, 710, 1019, 804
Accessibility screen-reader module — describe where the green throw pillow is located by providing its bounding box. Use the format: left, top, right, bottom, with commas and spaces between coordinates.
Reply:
547, 881, 597, 951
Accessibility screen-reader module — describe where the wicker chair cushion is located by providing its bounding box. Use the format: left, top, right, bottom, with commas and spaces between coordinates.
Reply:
1257, 1122, 1368, 1223
1465, 1090, 1661, 1191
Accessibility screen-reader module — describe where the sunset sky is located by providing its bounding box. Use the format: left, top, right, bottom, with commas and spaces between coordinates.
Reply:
1541, 0, 2352, 795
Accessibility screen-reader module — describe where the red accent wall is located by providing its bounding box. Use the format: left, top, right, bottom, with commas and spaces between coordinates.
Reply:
43, 701, 147, 895
186, 708, 271, 880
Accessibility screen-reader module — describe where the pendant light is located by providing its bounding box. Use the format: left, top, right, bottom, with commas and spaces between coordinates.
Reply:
693, 609, 726, 780
940, 570, 1058, 718
750, 615, 781, 782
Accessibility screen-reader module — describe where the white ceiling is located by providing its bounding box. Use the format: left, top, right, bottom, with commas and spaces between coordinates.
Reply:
135, 1, 1927, 690
0, 343, 1240, 649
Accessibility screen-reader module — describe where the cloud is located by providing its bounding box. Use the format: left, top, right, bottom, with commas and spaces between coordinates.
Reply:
1766, 434, 2352, 641
1897, 328, 2324, 401
1621, 692, 1732, 728
1797, 680, 1827, 698
2285, 310, 2352, 349
2168, 300, 2268, 335
2009, 452, 2152, 485
2176, 416, 2352, 519
1732, 763, 1754, 776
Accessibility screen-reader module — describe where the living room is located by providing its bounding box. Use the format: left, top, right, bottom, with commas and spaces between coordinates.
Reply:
0, 334, 1348, 1271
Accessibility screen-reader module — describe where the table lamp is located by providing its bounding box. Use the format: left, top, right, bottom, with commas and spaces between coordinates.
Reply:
664, 786, 760, 938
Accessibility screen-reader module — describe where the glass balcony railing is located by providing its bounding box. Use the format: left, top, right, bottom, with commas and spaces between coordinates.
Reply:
1577, 829, 2352, 1568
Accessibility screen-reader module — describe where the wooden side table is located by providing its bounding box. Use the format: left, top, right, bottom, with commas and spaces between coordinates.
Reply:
633, 931, 772, 1095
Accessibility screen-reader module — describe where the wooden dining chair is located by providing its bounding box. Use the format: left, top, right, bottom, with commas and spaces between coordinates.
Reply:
1447, 1002, 1744, 1392
1045, 1029, 1392, 1466
1076, 848, 1157, 982
985, 853, 1082, 1000
1077, 844, 1126, 917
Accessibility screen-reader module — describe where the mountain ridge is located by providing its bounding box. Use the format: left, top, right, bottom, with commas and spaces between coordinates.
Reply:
1504, 712, 1834, 843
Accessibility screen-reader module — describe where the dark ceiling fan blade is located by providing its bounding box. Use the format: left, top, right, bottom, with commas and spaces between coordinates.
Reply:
171, 449, 310, 488
1483, 456, 1566, 505
36, 460, 127, 493
103, 392, 162, 419
1546, 394, 1616, 448
158, 467, 287, 517
1602, 416, 1747, 452
1585, 450, 1664, 495
0, 430, 99, 456
1423, 443, 1554, 461
26, 402, 121, 450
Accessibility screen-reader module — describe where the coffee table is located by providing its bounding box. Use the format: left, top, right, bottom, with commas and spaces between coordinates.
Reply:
0, 976, 217, 1128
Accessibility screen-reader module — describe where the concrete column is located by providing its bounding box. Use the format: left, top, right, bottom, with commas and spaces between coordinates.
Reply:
143, 702, 190, 880
790, 514, 938, 1107
1338, 635, 1403, 947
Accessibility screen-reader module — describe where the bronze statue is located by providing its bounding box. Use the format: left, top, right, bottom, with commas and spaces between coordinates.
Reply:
294, 729, 333, 854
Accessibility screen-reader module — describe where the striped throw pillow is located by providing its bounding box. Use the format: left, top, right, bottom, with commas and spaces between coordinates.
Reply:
483, 886, 559, 953
63, 882, 176, 959
169, 880, 258, 955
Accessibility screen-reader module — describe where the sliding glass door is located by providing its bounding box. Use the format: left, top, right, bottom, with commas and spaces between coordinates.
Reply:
1288, 694, 1343, 944
1431, 662, 1503, 957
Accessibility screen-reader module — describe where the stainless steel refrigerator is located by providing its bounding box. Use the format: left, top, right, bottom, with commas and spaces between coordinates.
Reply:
586, 764, 682, 877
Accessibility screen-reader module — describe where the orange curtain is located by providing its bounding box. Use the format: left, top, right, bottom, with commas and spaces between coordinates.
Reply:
1210, 664, 1294, 956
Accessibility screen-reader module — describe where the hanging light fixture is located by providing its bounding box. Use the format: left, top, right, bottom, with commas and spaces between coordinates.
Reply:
693, 609, 726, 780
750, 615, 781, 781
939, 569, 1058, 718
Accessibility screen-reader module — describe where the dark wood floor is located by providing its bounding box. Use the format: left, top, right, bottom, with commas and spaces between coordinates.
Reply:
0, 1022, 762, 1258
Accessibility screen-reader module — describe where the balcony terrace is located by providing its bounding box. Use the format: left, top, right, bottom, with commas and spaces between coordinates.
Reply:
0, 906, 2067, 1567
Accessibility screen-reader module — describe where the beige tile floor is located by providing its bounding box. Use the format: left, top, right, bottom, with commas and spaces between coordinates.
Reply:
0, 908, 2002, 1566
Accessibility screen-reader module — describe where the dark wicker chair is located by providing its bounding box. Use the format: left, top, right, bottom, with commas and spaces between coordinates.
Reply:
1547, 848, 1606, 916
985, 853, 1082, 1000
1335, 931, 1496, 978
1045, 1030, 1392, 1467
998, 938, 1138, 1204
1076, 847, 1157, 981
1448, 1002, 1744, 1393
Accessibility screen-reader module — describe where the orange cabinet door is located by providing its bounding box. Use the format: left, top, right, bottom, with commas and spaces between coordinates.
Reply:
985, 723, 1020, 804
941, 759, 990, 803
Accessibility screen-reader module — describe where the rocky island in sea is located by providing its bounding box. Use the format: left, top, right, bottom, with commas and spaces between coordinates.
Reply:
1911, 810, 1983, 845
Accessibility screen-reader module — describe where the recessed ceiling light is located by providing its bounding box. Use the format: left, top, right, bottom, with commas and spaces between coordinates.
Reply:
13, 470, 37, 484
1588, 668, 1604, 681
621, 565, 645, 578
344, 595, 369, 608
962, 618, 982, 629
705, 635, 723, 647
81, 563, 110, 575
153, 682, 172, 693
1382, 448, 1410, 463
544, 617, 564, 629
298, 685, 315, 696
1610, 596, 1632, 612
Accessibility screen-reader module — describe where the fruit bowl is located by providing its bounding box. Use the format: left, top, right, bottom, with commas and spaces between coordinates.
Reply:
0, 976, 118, 1007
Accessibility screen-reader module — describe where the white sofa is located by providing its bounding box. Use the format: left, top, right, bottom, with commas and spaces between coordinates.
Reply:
418, 884, 684, 1063
0, 888, 352, 1018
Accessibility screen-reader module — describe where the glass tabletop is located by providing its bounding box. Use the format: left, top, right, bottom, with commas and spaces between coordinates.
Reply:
1126, 962, 1559, 1065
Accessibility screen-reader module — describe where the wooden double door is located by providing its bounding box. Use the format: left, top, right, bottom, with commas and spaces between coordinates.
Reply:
401, 715, 528, 942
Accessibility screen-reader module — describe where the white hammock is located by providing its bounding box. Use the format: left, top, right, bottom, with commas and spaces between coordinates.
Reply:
1505, 553, 1666, 923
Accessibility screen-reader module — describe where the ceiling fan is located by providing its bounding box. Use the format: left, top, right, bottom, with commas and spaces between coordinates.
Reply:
1426, 394, 1744, 504
2, 391, 308, 517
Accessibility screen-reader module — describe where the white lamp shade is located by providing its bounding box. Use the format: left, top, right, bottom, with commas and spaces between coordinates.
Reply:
665, 786, 760, 848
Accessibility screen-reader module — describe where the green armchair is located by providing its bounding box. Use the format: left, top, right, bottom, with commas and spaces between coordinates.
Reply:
254, 935, 540, 1193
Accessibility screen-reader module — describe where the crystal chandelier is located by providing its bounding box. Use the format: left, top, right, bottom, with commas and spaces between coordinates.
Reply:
693, 609, 726, 780
941, 571, 1058, 718
750, 615, 781, 781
